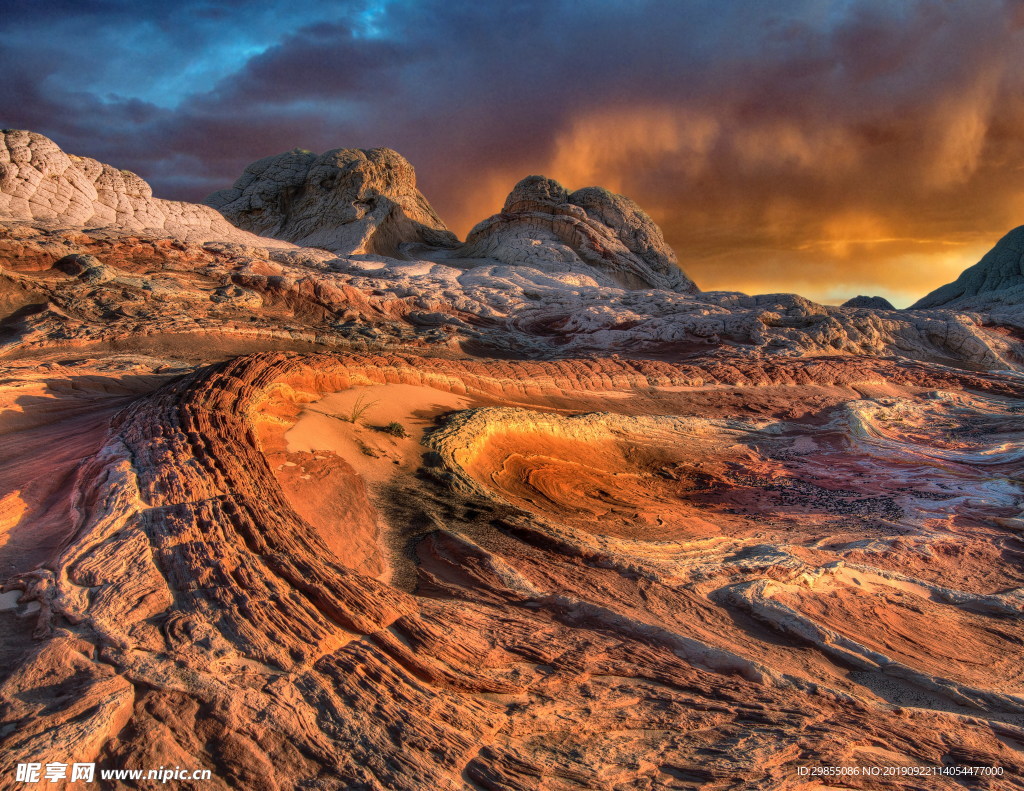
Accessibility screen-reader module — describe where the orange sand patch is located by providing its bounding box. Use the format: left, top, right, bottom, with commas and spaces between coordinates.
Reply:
285, 384, 474, 484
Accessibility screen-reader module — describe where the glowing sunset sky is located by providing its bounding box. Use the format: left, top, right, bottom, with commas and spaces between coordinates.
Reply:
4, 0, 1024, 306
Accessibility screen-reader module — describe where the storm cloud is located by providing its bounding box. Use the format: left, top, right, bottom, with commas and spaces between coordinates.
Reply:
3, 0, 1024, 305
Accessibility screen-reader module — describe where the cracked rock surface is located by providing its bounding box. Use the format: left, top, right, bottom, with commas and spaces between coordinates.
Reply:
206, 146, 458, 257
2, 131, 1024, 790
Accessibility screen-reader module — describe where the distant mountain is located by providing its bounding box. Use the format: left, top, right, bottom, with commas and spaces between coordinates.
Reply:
913, 226, 1024, 310
842, 295, 896, 310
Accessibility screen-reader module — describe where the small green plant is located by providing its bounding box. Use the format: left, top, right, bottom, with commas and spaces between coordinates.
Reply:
357, 440, 380, 457
382, 421, 408, 438
341, 394, 379, 424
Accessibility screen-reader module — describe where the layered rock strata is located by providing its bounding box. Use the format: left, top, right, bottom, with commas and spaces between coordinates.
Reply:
1, 131, 1024, 790
2, 352, 1024, 789
2, 219, 1020, 370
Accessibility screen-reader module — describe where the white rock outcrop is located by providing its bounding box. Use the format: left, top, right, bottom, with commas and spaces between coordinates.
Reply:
206, 147, 458, 256
453, 175, 696, 293
0, 129, 287, 247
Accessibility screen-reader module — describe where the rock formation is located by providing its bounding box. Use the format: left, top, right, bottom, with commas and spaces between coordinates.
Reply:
452, 175, 696, 292
1, 131, 1024, 790
842, 294, 896, 310
206, 147, 459, 257
0, 129, 291, 248
913, 225, 1024, 310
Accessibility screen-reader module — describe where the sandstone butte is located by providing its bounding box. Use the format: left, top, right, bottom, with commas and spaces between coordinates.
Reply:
0, 128, 1023, 790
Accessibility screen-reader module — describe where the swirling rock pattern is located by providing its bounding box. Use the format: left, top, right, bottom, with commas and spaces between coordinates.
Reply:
1, 352, 1023, 790
1, 132, 1024, 790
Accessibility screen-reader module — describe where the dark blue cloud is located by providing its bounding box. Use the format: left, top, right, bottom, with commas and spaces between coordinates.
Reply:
6, 0, 1014, 190
2, 0, 1024, 303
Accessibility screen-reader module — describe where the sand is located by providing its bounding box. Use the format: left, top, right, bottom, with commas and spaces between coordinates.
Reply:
285, 383, 474, 484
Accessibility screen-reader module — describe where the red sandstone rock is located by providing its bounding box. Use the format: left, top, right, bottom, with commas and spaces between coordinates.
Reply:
0, 133, 1023, 791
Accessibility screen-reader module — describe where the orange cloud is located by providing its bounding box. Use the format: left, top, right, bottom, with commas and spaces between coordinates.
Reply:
432, 83, 1024, 308
402, 2, 1024, 309
546, 107, 720, 192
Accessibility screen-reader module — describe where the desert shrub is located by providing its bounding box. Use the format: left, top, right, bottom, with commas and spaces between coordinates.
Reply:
382, 421, 408, 438
339, 394, 379, 424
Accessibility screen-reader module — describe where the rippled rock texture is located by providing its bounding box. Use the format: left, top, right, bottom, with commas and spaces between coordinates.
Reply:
206, 147, 459, 256
1, 132, 1024, 790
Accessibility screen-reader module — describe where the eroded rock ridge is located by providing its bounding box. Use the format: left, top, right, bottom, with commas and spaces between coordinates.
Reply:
0, 131, 1023, 790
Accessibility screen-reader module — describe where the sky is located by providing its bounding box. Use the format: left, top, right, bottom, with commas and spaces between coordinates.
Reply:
3, 0, 1024, 306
